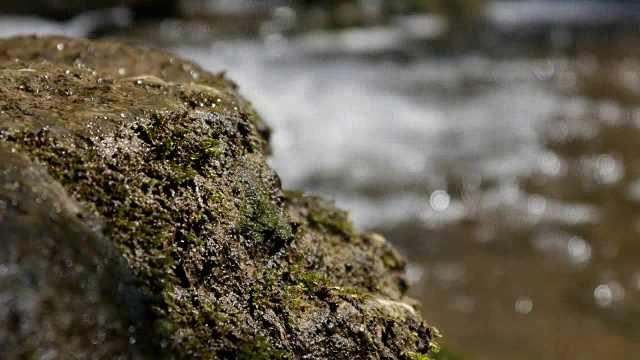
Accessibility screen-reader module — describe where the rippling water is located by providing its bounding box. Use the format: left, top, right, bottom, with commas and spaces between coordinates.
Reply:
3, 1, 640, 358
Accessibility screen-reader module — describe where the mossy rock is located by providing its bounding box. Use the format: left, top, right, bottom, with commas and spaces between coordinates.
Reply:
0, 35, 437, 359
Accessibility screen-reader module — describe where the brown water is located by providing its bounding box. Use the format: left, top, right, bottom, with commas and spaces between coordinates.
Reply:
381, 46, 640, 359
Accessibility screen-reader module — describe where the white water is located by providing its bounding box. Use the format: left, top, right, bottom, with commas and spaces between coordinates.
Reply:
175, 38, 558, 229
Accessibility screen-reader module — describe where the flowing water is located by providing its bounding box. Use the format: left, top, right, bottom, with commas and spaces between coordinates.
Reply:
175, 38, 640, 360
3, 1, 640, 358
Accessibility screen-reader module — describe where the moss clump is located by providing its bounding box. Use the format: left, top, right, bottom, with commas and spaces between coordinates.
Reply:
236, 337, 292, 360
285, 190, 357, 240
236, 164, 294, 251
0, 35, 437, 359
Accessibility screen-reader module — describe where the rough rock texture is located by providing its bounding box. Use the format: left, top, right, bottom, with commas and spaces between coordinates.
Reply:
0, 36, 437, 359
0, 143, 159, 359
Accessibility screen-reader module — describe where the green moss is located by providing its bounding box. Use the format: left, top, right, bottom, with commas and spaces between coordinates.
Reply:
236, 337, 292, 360
383, 253, 400, 268
200, 139, 222, 157
331, 286, 363, 296
296, 271, 331, 294
430, 347, 464, 360
311, 208, 356, 238
185, 234, 206, 246
286, 193, 358, 241
237, 169, 293, 248
240, 193, 282, 236
426, 327, 443, 357
405, 352, 432, 360
211, 190, 225, 202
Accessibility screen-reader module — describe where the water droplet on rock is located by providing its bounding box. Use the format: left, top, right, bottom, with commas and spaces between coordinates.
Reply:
515, 296, 533, 314
430, 190, 450, 211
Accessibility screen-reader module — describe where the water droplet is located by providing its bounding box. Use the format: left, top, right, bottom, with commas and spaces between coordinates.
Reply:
593, 282, 624, 307
567, 236, 591, 264
326, 322, 337, 334
596, 154, 623, 185
527, 194, 547, 216
515, 296, 533, 314
594, 284, 612, 307
537, 152, 564, 177
430, 190, 450, 211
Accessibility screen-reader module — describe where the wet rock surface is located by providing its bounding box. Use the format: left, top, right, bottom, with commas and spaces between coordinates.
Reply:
0, 36, 436, 359
0, 143, 159, 359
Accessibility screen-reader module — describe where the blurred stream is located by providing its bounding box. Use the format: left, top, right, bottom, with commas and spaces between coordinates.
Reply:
177, 42, 639, 360
3, 0, 640, 358
176, 23, 640, 359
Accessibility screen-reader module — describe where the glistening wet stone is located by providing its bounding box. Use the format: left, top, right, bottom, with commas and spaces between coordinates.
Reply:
0, 142, 159, 359
0, 35, 437, 359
